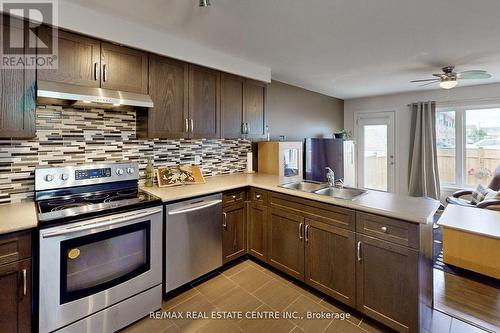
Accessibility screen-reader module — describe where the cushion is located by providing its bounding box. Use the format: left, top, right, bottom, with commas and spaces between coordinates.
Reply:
471, 184, 490, 205
488, 166, 500, 191
485, 189, 500, 200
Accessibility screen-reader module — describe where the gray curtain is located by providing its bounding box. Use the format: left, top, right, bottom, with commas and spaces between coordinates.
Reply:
408, 101, 441, 199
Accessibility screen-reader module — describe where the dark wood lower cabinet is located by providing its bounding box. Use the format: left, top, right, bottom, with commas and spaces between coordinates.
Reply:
222, 202, 246, 263
0, 258, 31, 333
247, 201, 268, 261
267, 207, 304, 280
356, 234, 419, 333
304, 218, 356, 307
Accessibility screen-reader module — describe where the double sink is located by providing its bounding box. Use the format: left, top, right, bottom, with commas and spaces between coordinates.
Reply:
279, 180, 367, 200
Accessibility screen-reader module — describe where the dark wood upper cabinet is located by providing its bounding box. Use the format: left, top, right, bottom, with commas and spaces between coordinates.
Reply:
0, 16, 35, 138
356, 234, 419, 333
221, 74, 244, 138
267, 207, 305, 281
141, 55, 189, 139
189, 65, 220, 139
222, 201, 246, 263
101, 42, 148, 94
37, 27, 101, 87
245, 79, 266, 138
247, 201, 268, 261
304, 218, 356, 307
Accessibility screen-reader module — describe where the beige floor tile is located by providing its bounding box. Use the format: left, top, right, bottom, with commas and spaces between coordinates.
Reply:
245, 259, 268, 271
167, 293, 219, 331
229, 265, 274, 293
253, 279, 301, 311
189, 318, 244, 333
194, 273, 238, 301
162, 287, 200, 311
284, 295, 332, 332
120, 317, 174, 333
221, 261, 250, 277
288, 281, 324, 303
237, 304, 296, 333
262, 267, 294, 285
212, 287, 263, 312
289, 326, 305, 333
325, 319, 366, 333
319, 298, 362, 326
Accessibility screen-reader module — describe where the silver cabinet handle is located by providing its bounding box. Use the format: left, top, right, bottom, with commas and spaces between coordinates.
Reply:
357, 241, 362, 262
241, 123, 246, 134
22, 269, 27, 296
255, 194, 261, 199
93, 62, 98, 81
102, 64, 107, 82
380, 226, 388, 233
185, 118, 189, 133
305, 225, 310, 243
222, 212, 227, 229
246, 122, 250, 134
190, 118, 194, 133
298, 222, 303, 240
231, 195, 237, 199
168, 199, 222, 216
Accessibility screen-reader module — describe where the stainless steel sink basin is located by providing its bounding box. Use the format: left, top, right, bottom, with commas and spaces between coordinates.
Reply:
279, 180, 328, 193
313, 186, 367, 200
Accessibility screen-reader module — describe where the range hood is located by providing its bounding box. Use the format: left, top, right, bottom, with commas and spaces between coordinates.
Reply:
36, 80, 154, 110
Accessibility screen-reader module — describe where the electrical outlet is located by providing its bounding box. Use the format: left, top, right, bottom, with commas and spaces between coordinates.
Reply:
194, 156, 202, 165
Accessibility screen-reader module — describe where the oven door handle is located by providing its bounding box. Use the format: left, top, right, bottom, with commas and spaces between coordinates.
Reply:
167, 199, 222, 216
41, 208, 163, 238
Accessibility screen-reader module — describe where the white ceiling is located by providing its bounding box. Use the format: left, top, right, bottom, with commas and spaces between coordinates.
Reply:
65, 0, 500, 99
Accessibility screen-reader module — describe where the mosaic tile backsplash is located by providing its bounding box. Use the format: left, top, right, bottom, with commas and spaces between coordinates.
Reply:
0, 105, 251, 204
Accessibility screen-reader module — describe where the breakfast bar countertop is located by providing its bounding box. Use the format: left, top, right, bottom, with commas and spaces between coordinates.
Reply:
141, 173, 440, 224
0, 201, 38, 235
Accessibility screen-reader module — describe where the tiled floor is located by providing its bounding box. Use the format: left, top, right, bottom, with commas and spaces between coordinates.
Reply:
122, 259, 492, 333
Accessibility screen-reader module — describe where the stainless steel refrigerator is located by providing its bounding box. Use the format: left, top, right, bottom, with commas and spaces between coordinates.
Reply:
304, 138, 356, 187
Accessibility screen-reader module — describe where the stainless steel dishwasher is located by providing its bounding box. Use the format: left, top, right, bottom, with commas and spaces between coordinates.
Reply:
165, 193, 222, 292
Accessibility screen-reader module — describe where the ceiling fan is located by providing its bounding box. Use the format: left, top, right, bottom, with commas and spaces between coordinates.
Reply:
410, 66, 492, 89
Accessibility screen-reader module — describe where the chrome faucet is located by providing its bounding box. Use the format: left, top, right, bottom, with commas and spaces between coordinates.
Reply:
325, 167, 335, 186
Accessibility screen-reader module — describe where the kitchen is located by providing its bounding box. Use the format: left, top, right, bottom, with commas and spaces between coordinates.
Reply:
1, 1, 498, 333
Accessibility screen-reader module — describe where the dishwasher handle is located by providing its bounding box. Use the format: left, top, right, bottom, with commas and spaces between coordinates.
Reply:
168, 199, 222, 216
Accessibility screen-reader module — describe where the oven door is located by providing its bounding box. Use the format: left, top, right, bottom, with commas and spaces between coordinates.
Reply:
39, 207, 162, 333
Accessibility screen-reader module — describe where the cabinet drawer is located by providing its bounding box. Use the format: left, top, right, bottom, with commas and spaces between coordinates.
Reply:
356, 212, 419, 249
0, 231, 31, 266
223, 190, 246, 206
249, 188, 268, 204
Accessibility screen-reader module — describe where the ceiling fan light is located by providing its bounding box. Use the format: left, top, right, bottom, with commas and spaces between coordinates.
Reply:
199, 0, 211, 7
439, 80, 458, 89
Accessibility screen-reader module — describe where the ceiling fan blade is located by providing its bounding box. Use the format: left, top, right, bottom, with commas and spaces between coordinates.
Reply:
459, 70, 492, 79
410, 78, 440, 83
420, 81, 439, 87
432, 74, 444, 77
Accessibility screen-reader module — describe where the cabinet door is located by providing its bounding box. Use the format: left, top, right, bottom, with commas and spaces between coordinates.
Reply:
247, 202, 267, 261
305, 218, 356, 307
356, 234, 418, 333
222, 202, 246, 263
0, 16, 35, 138
147, 55, 189, 138
189, 65, 220, 139
37, 27, 101, 87
0, 258, 31, 333
101, 42, 148, 94
244, 79, 266, 138
267, 207, 304, 280
221, 74, 244, 138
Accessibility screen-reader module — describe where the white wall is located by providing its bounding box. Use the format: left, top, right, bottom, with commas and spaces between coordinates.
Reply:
344, 82, 500, 198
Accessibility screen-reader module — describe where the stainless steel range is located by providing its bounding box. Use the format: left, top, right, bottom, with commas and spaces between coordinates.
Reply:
35, 162, 163, 333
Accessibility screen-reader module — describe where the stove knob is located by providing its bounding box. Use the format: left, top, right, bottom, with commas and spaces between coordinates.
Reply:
116, 168, 124, 176
127, 167, 135, 175
44, 174, 54, 182
60, 173, 69, 181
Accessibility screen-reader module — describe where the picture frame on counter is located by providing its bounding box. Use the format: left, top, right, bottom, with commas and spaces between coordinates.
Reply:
156, 166, 206, 187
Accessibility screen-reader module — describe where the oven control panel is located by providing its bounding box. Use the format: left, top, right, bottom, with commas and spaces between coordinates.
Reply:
35, 162, 139, 191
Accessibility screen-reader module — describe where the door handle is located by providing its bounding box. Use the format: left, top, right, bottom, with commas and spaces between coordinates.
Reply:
298, 222, 303, 240
305, 225, 310, 243
185, 118, 189, 133
22, 269, 27, 296
357, 241, 362, 262
102, 64, 107, 82
190, 118, 194, 133
93, 62, 98, 81
222, 212, 227, 230
168, 199, 222, 216
246, 123, 250, 134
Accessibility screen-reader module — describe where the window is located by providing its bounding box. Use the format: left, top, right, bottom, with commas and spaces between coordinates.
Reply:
436, 106, 500, 188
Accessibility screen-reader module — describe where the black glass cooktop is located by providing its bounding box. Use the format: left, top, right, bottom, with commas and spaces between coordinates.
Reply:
36, 187, 162, 225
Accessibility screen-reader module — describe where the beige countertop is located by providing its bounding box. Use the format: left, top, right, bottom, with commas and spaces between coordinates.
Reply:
0, 201, 38, 235
438, 205, 500, 239
141, 173, 440, 224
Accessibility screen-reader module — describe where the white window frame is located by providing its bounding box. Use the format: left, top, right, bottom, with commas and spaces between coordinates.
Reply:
437, 101, 500, 190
